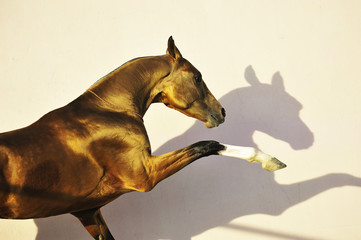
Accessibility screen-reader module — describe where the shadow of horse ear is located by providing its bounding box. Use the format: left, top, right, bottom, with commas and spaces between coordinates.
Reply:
244, 65, 262, 86
271, 72, 285, 91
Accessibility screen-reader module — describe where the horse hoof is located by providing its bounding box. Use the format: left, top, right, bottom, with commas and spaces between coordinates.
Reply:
262, 157, 287, 172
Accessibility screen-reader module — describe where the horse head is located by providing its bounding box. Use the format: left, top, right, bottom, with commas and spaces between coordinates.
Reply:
156, 37, 225, 128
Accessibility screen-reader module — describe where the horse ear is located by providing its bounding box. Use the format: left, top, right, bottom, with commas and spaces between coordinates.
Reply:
167, 36, 182, 59
272, 72, 285, 91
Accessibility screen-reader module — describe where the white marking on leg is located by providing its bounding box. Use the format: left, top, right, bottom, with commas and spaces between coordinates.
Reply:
218, 143, 286, 172
218, 144, 258, 162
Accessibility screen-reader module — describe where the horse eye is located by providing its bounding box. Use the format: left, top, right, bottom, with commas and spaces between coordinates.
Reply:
195, 75, 202, 84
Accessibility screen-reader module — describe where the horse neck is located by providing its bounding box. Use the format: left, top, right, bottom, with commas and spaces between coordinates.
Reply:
89, 55, 172, 117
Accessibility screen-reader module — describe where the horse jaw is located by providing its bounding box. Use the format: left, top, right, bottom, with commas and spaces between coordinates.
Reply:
162, 102, 225, 128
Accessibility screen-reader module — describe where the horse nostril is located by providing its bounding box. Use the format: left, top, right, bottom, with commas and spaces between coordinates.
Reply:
221, 108, 226, 118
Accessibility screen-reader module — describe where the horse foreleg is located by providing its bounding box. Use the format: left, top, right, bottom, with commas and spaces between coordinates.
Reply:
72, 207, 115, 240
147, 141, 286, 186
147, 141, 225, 187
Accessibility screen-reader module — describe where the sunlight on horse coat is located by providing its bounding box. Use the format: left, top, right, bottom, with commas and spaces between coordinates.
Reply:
0, 37, 284, 240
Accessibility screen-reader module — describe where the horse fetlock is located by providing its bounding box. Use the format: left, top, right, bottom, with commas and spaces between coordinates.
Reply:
253, 150, 287, 172
253, 150, 272, 163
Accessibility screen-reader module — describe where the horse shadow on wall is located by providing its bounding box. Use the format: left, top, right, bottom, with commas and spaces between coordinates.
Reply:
34, 66, 361, 240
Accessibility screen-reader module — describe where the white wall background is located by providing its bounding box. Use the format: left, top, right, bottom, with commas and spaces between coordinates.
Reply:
1, 1, 361, 239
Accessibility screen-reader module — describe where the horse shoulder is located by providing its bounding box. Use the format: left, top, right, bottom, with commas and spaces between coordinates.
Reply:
87, 121, 153, 194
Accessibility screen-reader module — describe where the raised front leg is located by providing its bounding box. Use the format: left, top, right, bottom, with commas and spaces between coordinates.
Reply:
147, 141, 225, 189
72, 207, 115, 240
130, 141, 286, 192
145, 141, 286, 191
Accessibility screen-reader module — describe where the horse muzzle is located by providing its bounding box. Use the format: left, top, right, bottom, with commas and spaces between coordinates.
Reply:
205, 107, 226, 128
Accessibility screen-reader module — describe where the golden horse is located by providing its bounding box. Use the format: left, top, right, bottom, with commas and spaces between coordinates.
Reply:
0, 37, 285, 239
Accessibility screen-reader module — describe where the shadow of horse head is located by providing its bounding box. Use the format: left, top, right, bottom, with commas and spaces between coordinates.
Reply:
237, 65, 314, 149
34, 66, 361, 240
